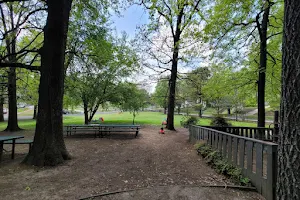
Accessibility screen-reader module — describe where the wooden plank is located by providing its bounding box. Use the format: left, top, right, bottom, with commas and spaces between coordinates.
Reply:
222, 134, 227, 157
208, 130, 212, 145
232, 137, 238, 166
197, 128, 202, 140
228, 135, 232, 161
213, 132, 216, 149
255, 143, 263, 193
246, 141, 254, 174
218, 132, 223, 152
266, 145, 278, 200
239, 138, 245, 169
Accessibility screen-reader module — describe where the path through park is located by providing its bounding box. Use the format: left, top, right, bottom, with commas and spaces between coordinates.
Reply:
0, 126, 263, 199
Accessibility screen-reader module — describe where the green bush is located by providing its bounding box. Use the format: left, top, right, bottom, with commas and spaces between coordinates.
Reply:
180, 116, 198, 128
210, 116, 231, 127
196, 144, 250, 186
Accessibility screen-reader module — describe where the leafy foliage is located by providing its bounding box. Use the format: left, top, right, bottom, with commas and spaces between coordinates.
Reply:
210, 116, 231, 127
180, 116, 198, 128
117, 83, 149, 124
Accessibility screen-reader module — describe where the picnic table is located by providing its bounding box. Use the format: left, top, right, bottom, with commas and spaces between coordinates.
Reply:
65, 124, 141, 138
0, 136, 24, 161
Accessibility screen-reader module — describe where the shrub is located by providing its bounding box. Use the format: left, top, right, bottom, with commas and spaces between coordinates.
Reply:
196, 144, 251, 186
180, 116, 199, 128
210, 116, 231, 127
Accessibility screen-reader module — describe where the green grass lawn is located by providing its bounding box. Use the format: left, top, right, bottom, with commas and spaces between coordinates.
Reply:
17, 107, 30, 113
18, 109, 34, 116
0, 112, 263, 131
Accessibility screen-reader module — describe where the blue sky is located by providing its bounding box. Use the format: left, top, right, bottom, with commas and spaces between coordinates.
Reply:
111, 5, 149, 38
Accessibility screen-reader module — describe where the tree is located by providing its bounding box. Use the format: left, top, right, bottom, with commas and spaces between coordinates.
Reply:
202, 65, 232, 115
139, 0, 203, 130
23, 0, 72, 166
276, 0, 300, 198
0, 1, 45, 131
118, 83, 148, 124
152, 77, 169, 114
65, 30, 138, 124
204, 0, 283, 127
185, 67, 210, 117
17, 70, 39, 119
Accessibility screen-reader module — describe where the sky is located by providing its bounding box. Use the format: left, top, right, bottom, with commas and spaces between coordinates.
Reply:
111, 5, 159, 92
110, 5, 210, 93
111, 5, 149, 39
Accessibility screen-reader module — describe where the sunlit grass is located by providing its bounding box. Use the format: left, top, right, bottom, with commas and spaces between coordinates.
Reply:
0, 111, 261, 131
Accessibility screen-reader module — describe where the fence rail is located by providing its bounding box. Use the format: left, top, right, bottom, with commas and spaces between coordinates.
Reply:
203, 126, 278, 142
189, 125, 278, 200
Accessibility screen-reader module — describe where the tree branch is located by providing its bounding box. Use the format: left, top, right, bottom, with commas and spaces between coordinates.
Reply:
0, 62, 39, 71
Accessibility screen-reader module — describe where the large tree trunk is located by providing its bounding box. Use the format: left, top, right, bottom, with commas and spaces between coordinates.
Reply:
167, 8, 184, 130
257, 2, 270, 128
0, 96, 4, 122
33, 105, 37, 120
276, 0, 300, 198
167, 53, 177, 130
23, 0, 72, 166
2, 4, 20, 131
6, 67, 20, 131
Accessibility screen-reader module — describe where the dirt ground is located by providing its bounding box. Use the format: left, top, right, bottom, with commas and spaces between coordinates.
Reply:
0, 126, 264, 200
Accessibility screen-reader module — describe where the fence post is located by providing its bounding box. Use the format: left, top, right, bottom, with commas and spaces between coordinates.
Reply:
273, 111, 279, 143
266, 144, 278, 200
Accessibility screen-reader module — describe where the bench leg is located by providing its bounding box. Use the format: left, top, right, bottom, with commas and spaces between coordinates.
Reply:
11, 139, 16, 159
135, 130, 139, 138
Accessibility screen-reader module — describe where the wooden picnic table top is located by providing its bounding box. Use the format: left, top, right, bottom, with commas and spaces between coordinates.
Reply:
65, 124, 141, 128
0, 136, 24, 142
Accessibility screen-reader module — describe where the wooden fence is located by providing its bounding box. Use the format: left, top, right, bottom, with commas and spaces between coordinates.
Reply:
203, 126, 278, 143
189, 125, 278, 200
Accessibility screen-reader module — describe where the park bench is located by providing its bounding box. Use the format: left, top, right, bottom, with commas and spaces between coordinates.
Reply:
4, 139, 33, 150
0, 136, 24, 161
65, 124, 141, 138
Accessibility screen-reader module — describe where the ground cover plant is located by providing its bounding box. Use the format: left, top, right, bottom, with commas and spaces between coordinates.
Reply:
195, 142, 250, 186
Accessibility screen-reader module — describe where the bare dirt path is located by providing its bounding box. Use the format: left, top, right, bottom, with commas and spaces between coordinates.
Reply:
0, 126, 263, 200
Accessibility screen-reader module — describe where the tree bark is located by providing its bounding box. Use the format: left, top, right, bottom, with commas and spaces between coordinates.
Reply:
32, 105, 37, 119
199, 109, 202, 117
83, 100, 88, 125
227, 108, 231, 115
0, 4, 20, 131
6, 67, 21, 131
0, 96, 4, 122
276, 0, 300, 199
23, 0, 72, 166
88, 103, 100, 123
257, 2, 270, 128
167, 8, 184, 130
164, 106, 167, 114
